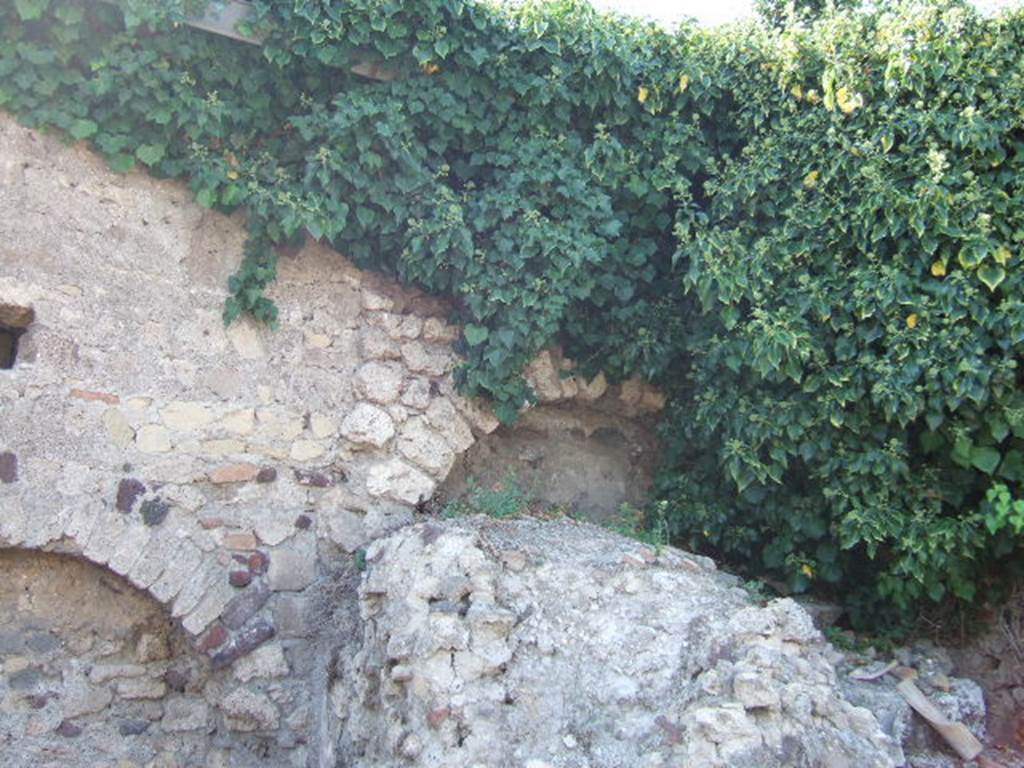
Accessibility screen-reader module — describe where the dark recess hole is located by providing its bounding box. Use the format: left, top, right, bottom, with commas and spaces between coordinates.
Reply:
0, 326, 25, 370
0, 305, 33, 370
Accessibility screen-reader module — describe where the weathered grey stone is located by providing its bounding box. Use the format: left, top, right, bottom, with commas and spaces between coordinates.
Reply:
116, 677, 168, 700
268, 547, 316, 592
272, 595, 311, 638
424, 397, 475, 453
150, 541, 204, 604
88, 663, 147, 684
221, 687, 280, 732
161, 697, 209, 732
106, 523, 152, 577
182, 578, 236, 636
335, 518, 902, 768
171, 559, 218, 619
365, 458, 435, 505
118, 718, 151, 736
135, 424, 172, 454
62, 668, 113, 718
340, 402, 395, 448
233, 642, 289, 682
81, 508, 131, 566
355, 361, 405, 405
103, 407, 136, 449
397, 417, 456, 477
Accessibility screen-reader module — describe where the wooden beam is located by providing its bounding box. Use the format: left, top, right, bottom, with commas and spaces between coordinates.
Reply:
90, 0, 398, 81
185, 0, 263, 45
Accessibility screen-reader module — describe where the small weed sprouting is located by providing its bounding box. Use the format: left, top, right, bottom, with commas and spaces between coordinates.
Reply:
443, 474, 531, 520
603, 502, 670, 553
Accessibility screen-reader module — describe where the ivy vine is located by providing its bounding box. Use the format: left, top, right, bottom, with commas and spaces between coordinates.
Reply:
4, 0, 1024, 627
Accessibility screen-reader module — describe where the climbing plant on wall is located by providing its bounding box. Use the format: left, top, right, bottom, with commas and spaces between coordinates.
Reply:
3, 0, 1024, 628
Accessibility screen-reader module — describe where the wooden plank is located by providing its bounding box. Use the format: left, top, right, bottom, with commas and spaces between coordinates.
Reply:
185, 0, 263, 45
88, 0, 398, 80
896, 678, 984, 761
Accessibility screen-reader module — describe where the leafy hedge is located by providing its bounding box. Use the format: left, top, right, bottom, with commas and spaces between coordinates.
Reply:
3, 0, 1023, 626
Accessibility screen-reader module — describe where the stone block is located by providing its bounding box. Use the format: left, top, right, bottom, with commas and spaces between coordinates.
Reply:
182, 579, 237, 636
222, 408, 255, 435
103, 408, 135, 450
222, 531, 258, 550
310, 413, 337, 438
524, 350, 565, 403
233, 643, 289, 682
290, 440, 326, 461
117, 678, 167, 700
322, 507, 366, 553
268, 546, 316, 592
226, 318, 264, 359
88, 664, 147, 684
69, 388, 119, 405
340, 403, 395, 448
162, 697, 209, 732
272, 595, 312, 638
200, 439, 245, 457
400, 379, 431, 410
355, 361, 405, 405
171, 560, 217, 619
398, 417, 456, 477
221, 688, 280, 732
136, 425, 172, 454
209, 463, 259, 484
107, 524, 152, 577
366, 458, 435, 505
81, 508, 130, 566
62, 669, 113, 718
0, 451, 17, 483
149, 540, 204, 604
400, 340, 452, 375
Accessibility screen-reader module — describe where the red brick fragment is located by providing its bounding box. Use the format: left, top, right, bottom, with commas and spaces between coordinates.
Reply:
70, 388, 120, 405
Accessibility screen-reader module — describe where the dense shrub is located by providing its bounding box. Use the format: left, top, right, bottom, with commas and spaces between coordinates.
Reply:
659, 3, 1024, 625
2, 0, 1023, 626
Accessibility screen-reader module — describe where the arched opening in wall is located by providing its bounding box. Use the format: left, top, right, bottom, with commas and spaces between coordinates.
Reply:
0, 303, 34, 369
0, 549, 213, 768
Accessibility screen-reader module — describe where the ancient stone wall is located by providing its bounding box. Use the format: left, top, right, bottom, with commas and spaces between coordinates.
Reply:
0, 110, 1004, 768
0, 112, 662, 767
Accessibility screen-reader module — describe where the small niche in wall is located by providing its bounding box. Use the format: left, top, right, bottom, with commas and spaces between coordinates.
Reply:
0, 304, 34, 369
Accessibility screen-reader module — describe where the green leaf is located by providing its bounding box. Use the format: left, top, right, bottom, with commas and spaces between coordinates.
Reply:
69, 119, 97, 139
998, 450, 1024, 483
108, 153, 135, 173
977, 264, 1006, 292
971, 446, 1002, 475
196, 188, 217, 208
989, 418, 1010, 443
464, 324, 489, 346
14, 0, 49, 20
135, 144, 166, 166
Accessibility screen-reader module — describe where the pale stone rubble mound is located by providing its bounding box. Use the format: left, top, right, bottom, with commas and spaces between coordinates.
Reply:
332, 516, 903, 768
